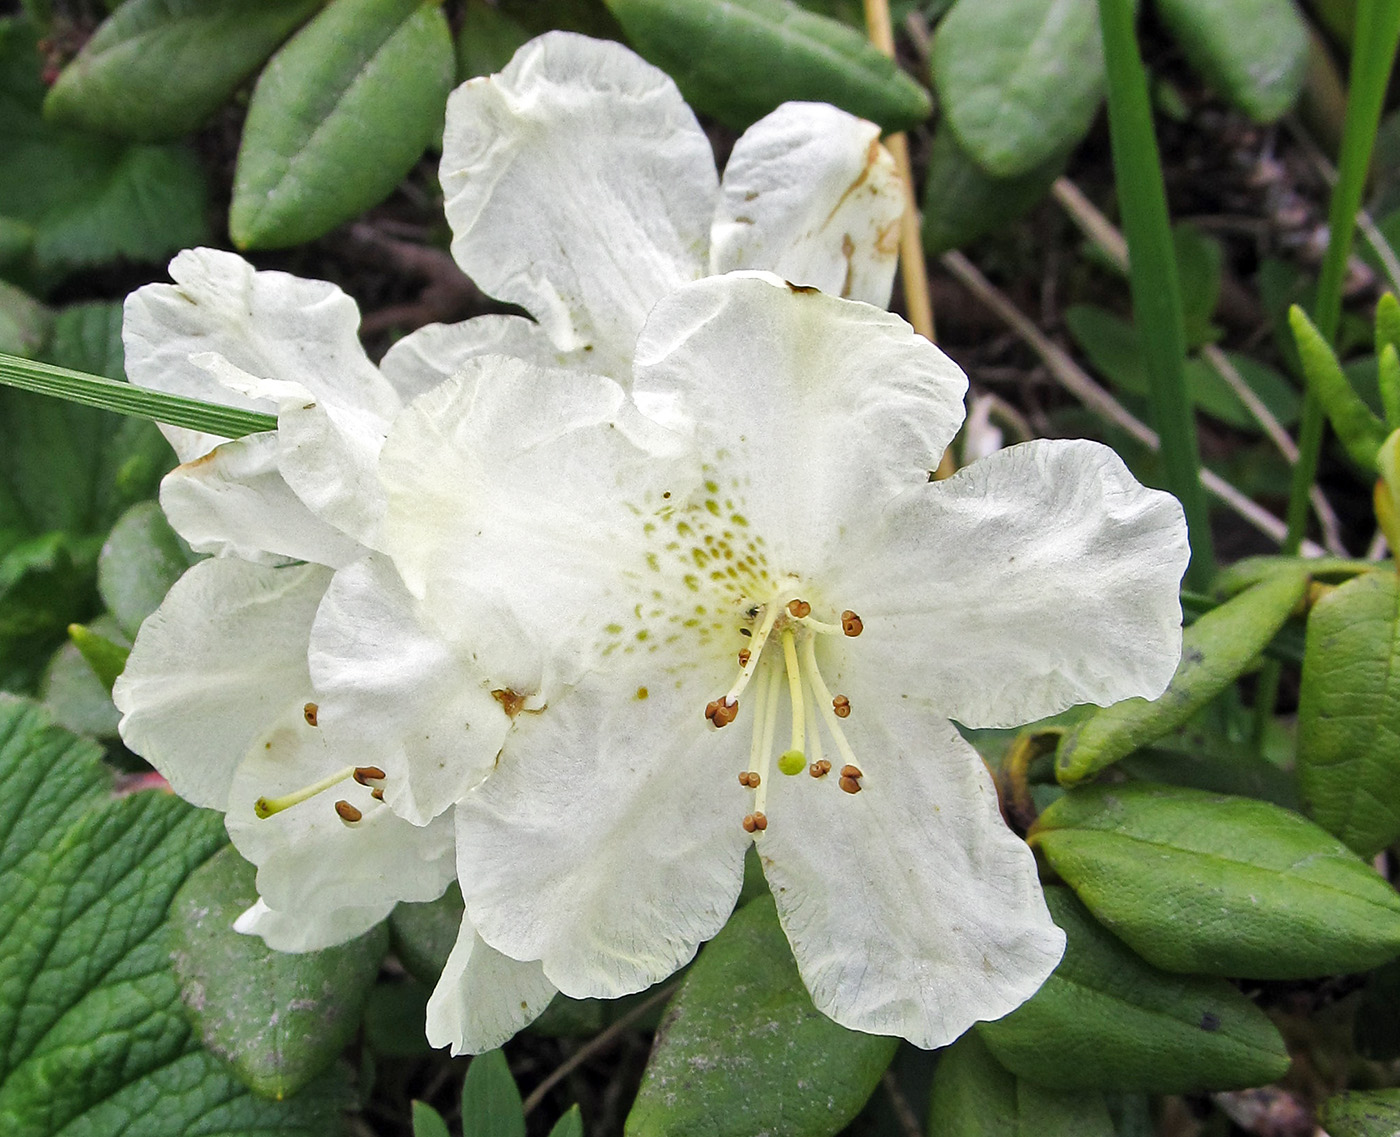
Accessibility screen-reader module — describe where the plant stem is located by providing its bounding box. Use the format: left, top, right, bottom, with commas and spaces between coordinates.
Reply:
1097, 0, 1214, 590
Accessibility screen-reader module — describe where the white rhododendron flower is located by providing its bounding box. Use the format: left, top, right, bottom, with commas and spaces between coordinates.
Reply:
110, 32, 904, 957
338, 272, 1191, 1052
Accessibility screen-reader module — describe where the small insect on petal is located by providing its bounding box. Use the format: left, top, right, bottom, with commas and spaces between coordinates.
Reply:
303, 702, 319, 726
809, 759, 832, 778
705, 698, 739, 727
788, 599, 812, 618
832, 694, 851, 718
841, 610, 863, 637
334, 799, 363, 824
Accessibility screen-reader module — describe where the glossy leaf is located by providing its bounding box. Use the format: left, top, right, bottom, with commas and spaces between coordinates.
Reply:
390, 881, 464, 984
932, 0, 1103, 177
98, 500, 196, 639
456, 0, 532, 80
39, 616, 127, 737
230, 0, 456, 249
1298, 570, 1400, 856
1323, 1089, 1400, 1137
626, 894, 895, 1137
45, 0, 322, 141
1031, 783, 1400, 978
1056, 567, 1308, 785
169, 845, 388, 1100
976, 887, 1289, 1093
413, 1101, 452, 1137
548, 1106, 584, 1137
461, 1048, 525, 1137
604, 0, 931, 131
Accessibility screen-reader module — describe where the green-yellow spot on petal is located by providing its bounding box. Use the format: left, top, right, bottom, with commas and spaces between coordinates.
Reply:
705, 500, 721, 516
704, 479, 719, 493
637, 630, 650, 642
605, 623, 623, 635
636, 686, 649, 700
778, 749, 805, 776
731, 513, 749, 527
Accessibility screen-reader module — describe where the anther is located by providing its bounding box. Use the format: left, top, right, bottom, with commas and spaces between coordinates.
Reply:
841, 610, 863, 636
352, 766, 386, 785
840, 764, 863, 779
371, 788, 384, 801
742, 813, 758, 833
739, 771, 761, 788
832, 694, 851, 718
839, 776, 862, 794
809, 759, 832, 778
788, 599, 812, 618
737, 648, 751, 667
752, 811, 768, 831
303, 702, 319, 726
334, 799, 362, 824
705, 698, 739, 727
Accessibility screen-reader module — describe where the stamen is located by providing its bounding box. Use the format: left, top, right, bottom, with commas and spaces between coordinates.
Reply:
705, 698, 739, 728
334, 799, 363, 824
738, 771, 761, 787
787, 599, 811, 618
741, 812, 769, 833
720, 601, 781, 706
737, 648, 751, 667
751, 661, 782, 821
841, 610, 864, 637
840, 764, 864, 794
254, 765, 357, 819
809, 759, 832, 778
303, 702, 319, 726
832, 694, 851, 718
781, 629, 805, 767
353, 765, 386, 785
798, 636, 861, 772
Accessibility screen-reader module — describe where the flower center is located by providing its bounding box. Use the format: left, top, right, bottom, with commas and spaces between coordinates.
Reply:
704, 589, 865, 834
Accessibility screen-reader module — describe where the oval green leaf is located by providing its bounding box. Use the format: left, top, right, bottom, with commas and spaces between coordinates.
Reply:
98, 500, 195, 640
44, 0, 322, 142
604, 0, 932, 131
932, 0, 1103, 178
976, 887, 1289, 1093
928, 1029, 1116, 1134
230, 0, 455, 250
625, 894, 896, 1137
461, 1048, 525, 1137
1324, 1088, 1400, 1137
1298, 569, 1400, 856
1056, 567, 1308, 785
1031, 783, 1400, 978
169, 844, 389, 1100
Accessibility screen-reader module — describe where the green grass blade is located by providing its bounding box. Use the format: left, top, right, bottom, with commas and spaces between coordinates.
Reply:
1097, 0, 1214, 590
0, 351, 277, 439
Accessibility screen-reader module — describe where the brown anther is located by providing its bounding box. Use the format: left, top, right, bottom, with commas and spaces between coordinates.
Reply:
839, 776, 862, 795
752, 811, 768, 831
491, 688, 527, 717
841, 610, 863, 637
302, 702, 319, 726
840, 764, 863, 780
832, 694, 851, 718
737, 648, 751, 667
809, 759, 832, 778
705, 698, 739, 727
352, 765, 386, 785
334, 799, 363, 823
788, 599, 812, 618
742, 814, 758, 833
739, 771, 761, 787
371, 788, 385, 801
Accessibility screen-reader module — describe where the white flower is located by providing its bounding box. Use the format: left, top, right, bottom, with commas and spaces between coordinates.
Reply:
346, 272, 1191, 1052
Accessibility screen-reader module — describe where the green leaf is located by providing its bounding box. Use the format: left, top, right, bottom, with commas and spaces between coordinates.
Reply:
169, 845, 388, 1099
39, 615, 127, 737
230, 0, 456, 249
1055, 567, 1308, 785
548, 1105, 584, 1137
390, 880, 464, 985
0, 17, 208, 280
932, 0, 1103, 177
929, 1029, 1115, 1133
363, 979, 432, 1059
1297, 570, 1400, 856
0, 279, 51, 357
1322, 1089, 1400, 1137
456, 0, 532, 80
975, 887, 1289, 1093
98, 500, 196, 639
626, 894, 895, 1137
604, 0, 932, 131
1290, 304, 1388, 470
1030, 783, 1400, 978
45, 0, 322, 141
1174, 223, 1223, 348
67, 621, 129, 691
461, 1048, 525, 1137
413, 1101, 452, 1137
920, 121, 1067, 255
1156, 0, 1306, 121
0, 695, 348, 1134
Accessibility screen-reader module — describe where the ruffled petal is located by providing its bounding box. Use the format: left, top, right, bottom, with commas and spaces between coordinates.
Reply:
308, 555, 512, 826
826, 439, 1190, 728
426, 913, 557, 1055
123, 248, 395, 462
113, 558, 331, 809
455, 664, 749, 999
712, 103, 902, 306
758, 692, 1064, 1048
631, 272, 967, 572
158, 433, 363, 568
440, 32, 715, 367
225, 703, 456, 947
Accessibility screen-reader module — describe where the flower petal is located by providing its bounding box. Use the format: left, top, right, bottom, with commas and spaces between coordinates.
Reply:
827, 439, 1189, 728
711, 103, 903, 306
234, 896, 387, 954
113, 558, 331, 809
440, 32, 715, 365
225, 703, 456, 946
426, 913, 557, 1055
123, 248, 394, 461
454, 665, 749, 999
632, 273, 966, 570
758, 696, 1064, 1048
308, 555, 512, 825
159, 433, 363, 568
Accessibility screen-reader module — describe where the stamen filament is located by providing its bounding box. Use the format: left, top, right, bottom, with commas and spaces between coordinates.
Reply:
747, 650, 772, 778
255, 765, 357, 819
799, 636, 861, 771
795, 615, 845, 635
802, 659, 825, 771
724, 602, 781, 705
781, 629, 805, 761
752, 658, 782, 820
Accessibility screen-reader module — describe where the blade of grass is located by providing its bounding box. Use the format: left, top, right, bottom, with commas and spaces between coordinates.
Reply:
0, 351, 277, 439
1097, 0, 1214, 590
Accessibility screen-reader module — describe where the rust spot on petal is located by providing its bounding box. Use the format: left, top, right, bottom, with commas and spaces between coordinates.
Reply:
492, 689, 527, 718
